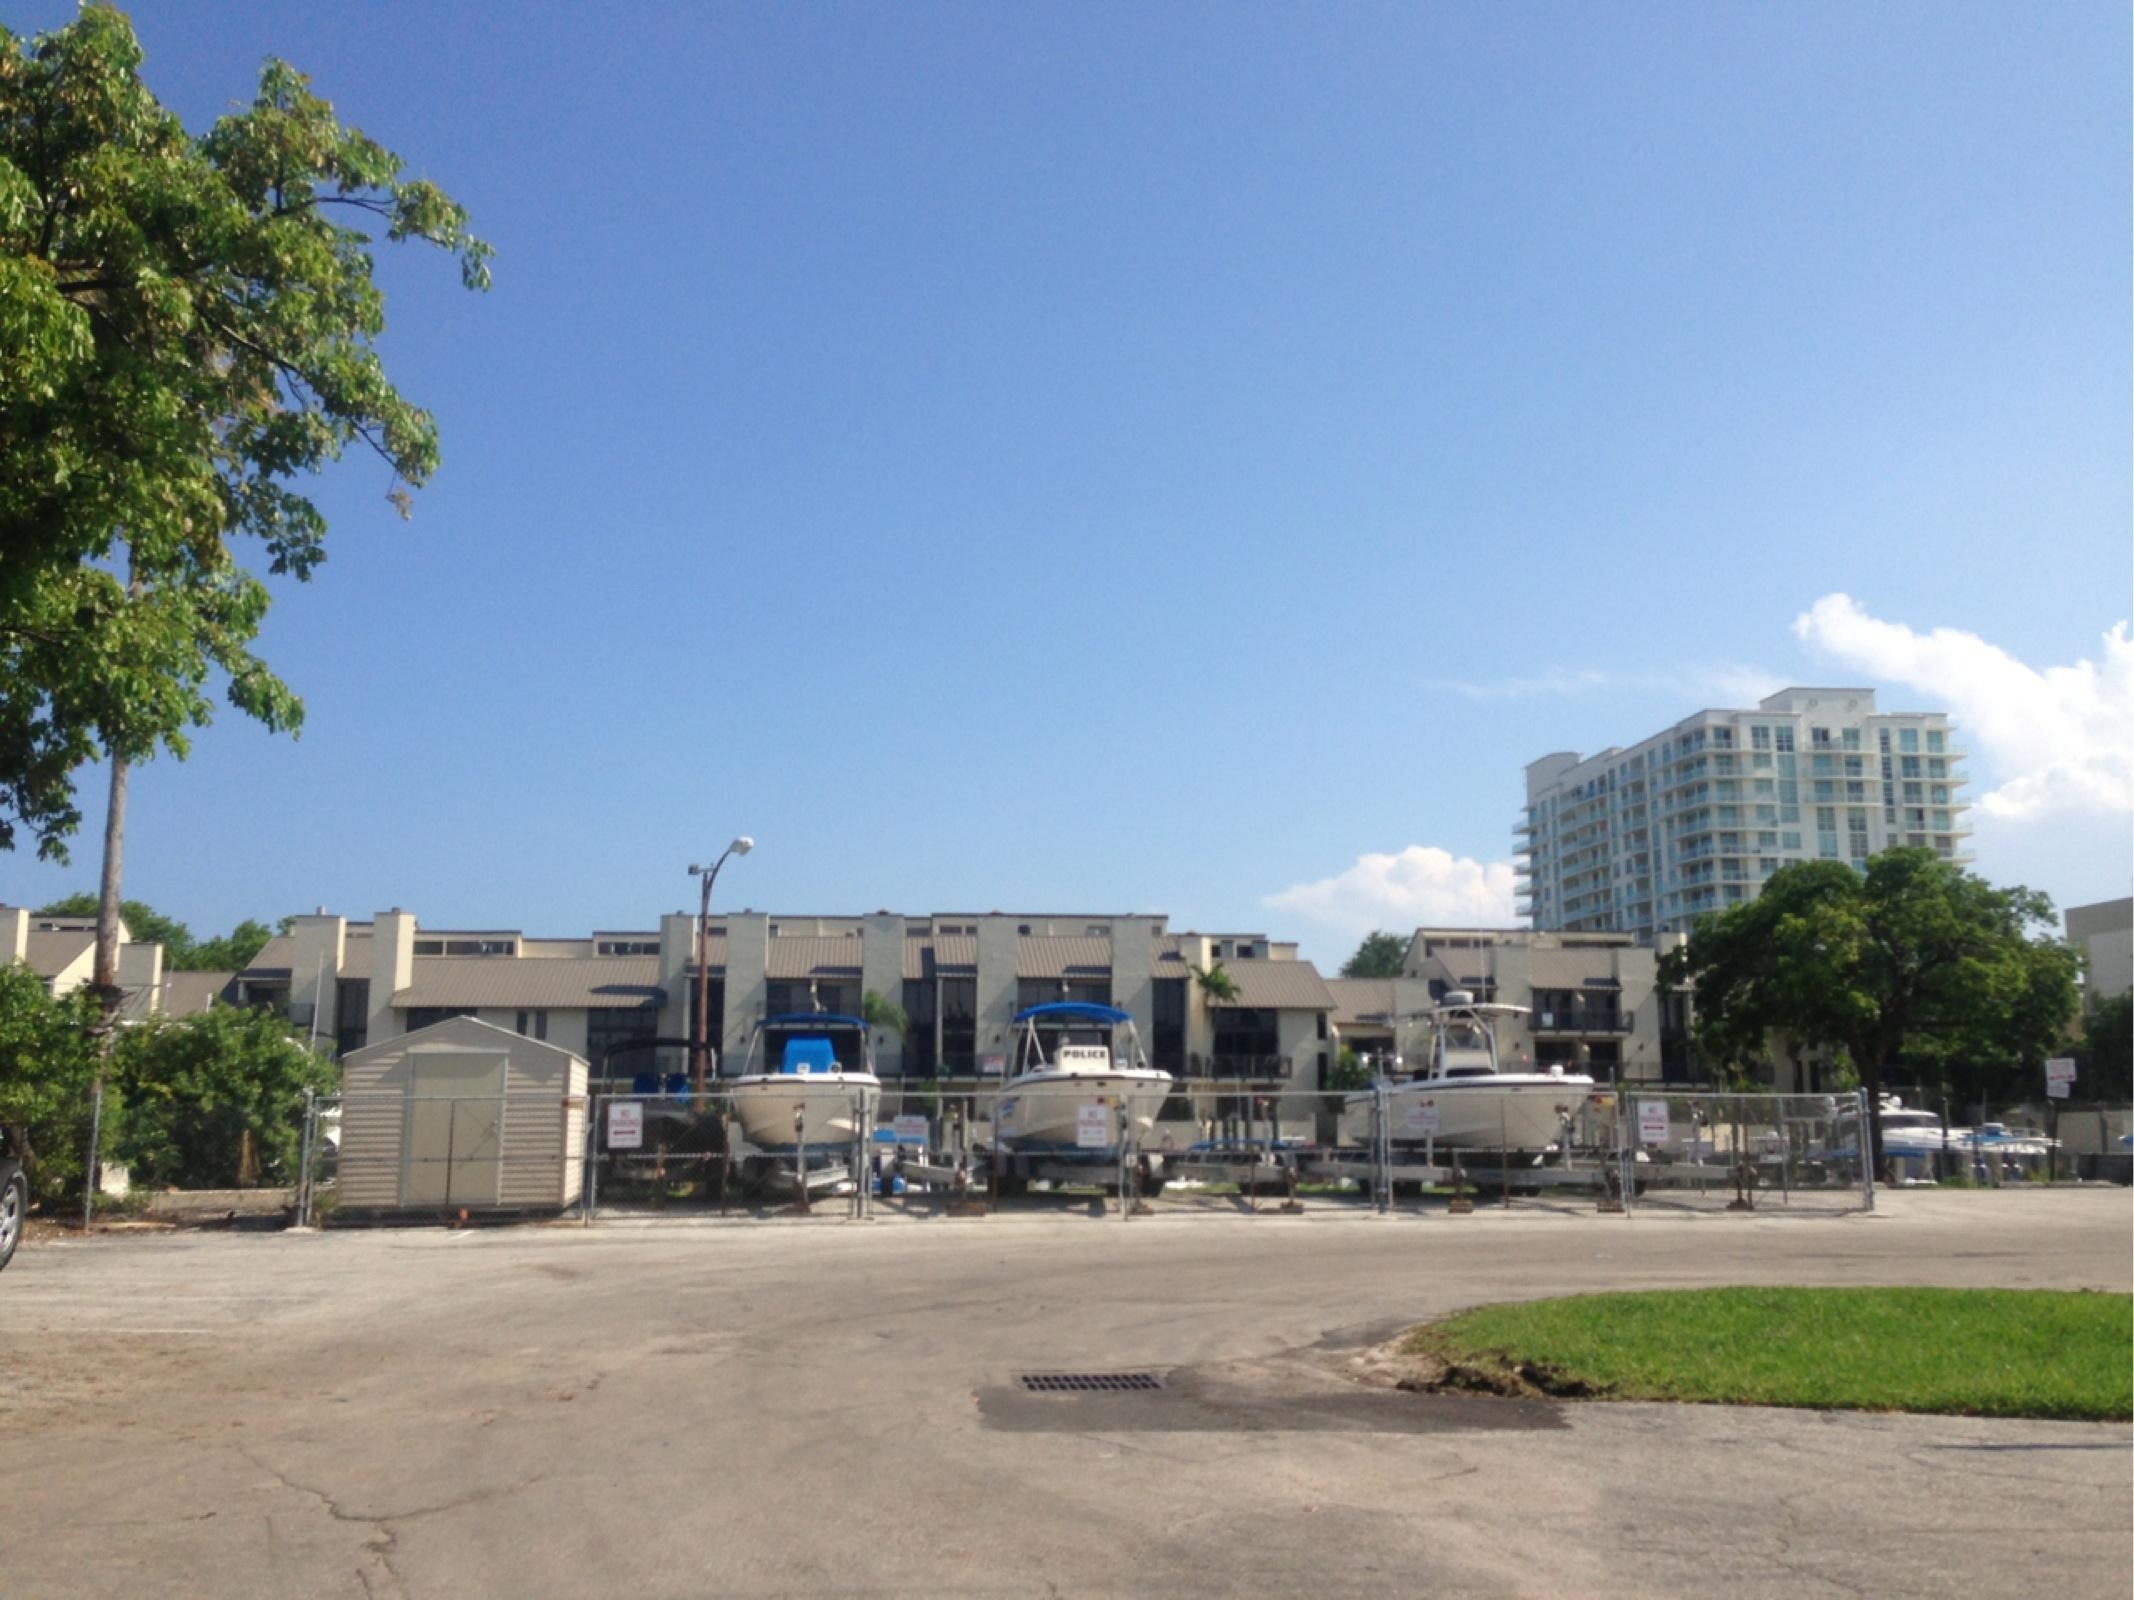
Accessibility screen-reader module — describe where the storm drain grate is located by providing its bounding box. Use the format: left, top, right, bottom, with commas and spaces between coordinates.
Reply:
1017, 1371, 1163, 1394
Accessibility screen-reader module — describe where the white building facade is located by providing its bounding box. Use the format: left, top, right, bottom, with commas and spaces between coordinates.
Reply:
223, 908, 1339, 1094
1519, 688, 1970, 938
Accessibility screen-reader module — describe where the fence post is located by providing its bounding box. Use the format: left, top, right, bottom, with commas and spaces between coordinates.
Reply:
1619, 1093, 1637, 1215
296, 1089, 317, 1227
1857, 1089, 1875, 1212
586, 1093, 601, 1223
1371, 1083, 1389, 1215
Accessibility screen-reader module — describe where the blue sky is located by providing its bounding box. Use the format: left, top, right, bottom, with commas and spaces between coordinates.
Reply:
6, 1, 2129, 966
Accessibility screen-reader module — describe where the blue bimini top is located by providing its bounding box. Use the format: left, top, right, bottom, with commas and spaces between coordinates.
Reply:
1012, 1002, 1132, 1025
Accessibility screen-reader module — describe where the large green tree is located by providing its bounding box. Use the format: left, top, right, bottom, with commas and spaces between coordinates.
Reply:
111, 1004, 334, 1188
1660, 849, 2080, 1165
1, 5, 490, 862
0, 962, 106, 1204
1339, 930, 1408, 979
2076, 992, 2132, 1103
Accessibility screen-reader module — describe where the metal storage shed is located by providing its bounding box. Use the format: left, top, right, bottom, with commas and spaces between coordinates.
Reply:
337, 1016, 587, 1212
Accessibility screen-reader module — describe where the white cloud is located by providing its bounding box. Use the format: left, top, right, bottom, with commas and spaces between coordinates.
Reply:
1265, 846, 1518, 938
1793, 594, 2133, 821
1427, 664, 1785, 705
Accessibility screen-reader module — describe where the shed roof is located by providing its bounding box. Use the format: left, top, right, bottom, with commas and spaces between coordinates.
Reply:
391, 956, 663, 1011
343, 1012, 591, 1066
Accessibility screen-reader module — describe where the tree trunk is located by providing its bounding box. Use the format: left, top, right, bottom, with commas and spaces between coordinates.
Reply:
83, 751, 130, 1218
1853, 1034, 1886, 1179
91, 751, 131, 1031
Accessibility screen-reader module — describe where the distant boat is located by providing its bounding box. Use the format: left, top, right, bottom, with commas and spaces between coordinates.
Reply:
727, 1014, 881, 1152
992, 1003, 1171, 1155
1344, 991, 1593, 1151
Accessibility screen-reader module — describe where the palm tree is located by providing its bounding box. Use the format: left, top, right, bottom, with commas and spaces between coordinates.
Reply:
861, 989, 909, 1040
1188, 961, 1240, 1004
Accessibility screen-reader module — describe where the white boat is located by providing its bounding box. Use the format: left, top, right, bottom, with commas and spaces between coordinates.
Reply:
992, 1003, 1172, 1154
1343, 991, 1594, 1151
726, 1014, 881, 1152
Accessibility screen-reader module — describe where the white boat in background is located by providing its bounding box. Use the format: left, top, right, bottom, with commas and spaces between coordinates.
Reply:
992, 1003, 1172, 1154
727, 1014, 881, 1152
1343, 991, 1593, 1152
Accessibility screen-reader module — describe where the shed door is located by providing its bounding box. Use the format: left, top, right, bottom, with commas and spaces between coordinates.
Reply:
403, 1051, 509, 1208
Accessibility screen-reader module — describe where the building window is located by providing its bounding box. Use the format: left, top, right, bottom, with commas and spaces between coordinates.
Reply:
1900, 728, 1920, 753
513, 1009, 549, 1041
939, 978, 976, 1075
900, 979, 937, 1077
1152, 978, 1186, 1074
1751, 725, 1771, 750
403, 1007, 476, 1032
1209, 1009, 1279, 1076
1842, 727, 1861, 751
334, 978, 370, 1057
596, 940, 659, 956
1926, 730, 1945, 753
1774, 727, 1795, 753
586, 1008, 659, 1075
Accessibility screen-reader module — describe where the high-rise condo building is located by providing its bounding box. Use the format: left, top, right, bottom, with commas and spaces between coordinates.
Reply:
1519, 688, 1969, 938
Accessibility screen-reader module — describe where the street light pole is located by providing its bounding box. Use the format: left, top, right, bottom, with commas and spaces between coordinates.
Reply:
689, 837, 754, 1100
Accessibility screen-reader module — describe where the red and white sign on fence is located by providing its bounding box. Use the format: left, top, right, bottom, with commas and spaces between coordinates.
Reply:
1637, 1099, 1672, 1146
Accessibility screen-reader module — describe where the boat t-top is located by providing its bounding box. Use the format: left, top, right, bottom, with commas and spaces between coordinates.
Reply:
727, 1013, 882, 1153
992, 1002, 1172, 1155
1345, 990, 1593, 1151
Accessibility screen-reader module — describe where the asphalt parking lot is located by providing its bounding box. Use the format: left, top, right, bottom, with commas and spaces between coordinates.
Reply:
1, 1188, 2128, 1599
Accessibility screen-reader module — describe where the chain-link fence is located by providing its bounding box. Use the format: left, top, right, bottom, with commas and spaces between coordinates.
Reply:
582, 1086, 877, 1219
1615, 1090, 1873, 1214
294, 1081, 1888, 1224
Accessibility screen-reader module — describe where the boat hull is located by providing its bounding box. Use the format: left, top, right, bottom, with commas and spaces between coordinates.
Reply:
727, 1074, 881, 1152
1345, 1076, 1595, 1151
993, 1071, 1172, 1153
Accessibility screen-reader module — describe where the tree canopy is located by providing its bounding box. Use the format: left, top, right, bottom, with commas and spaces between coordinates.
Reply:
35, 892, 273, 971
0, 5, 488, 858
2076, 992, 2132, 1103
1659, 849, 2080, 1151
112, 1004, 334, 1188
1340, 931, 1408, 979
0, 962, 105, 1202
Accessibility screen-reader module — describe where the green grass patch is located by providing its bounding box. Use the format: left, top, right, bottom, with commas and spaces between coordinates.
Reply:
1403, 1287, 2132, 1421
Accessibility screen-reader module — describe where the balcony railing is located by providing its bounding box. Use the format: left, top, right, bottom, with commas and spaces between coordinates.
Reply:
1530, 1009, 1632, 1035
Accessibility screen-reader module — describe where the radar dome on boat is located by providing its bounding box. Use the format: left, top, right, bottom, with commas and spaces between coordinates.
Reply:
1441, 988, 1475, 1006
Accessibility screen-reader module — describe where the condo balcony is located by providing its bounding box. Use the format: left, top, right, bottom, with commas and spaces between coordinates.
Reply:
1529, 1008, 1633, 1036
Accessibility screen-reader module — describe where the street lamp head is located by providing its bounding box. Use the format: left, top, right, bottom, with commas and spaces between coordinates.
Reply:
730, 836, 754, 856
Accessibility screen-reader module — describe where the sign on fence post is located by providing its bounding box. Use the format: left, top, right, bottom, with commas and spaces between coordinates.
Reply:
606, 1100, 644, 1150
1076, 1103, 1112, 1149
1637, 1099, 1671, 1146
1403, 1098, 1440, 1136
2045, 1058, 2076, 1101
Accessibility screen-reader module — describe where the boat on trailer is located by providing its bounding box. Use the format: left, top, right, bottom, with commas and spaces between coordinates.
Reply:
992, 1002, 1172, 1155
727, 1014, 882, 1152
1344, 990, 1594, 1152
